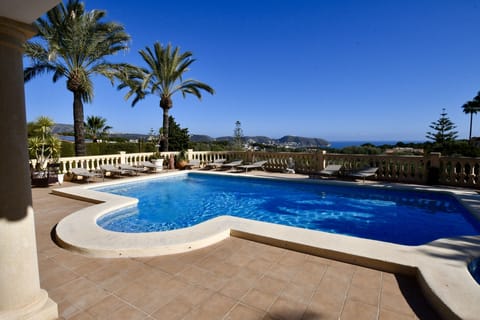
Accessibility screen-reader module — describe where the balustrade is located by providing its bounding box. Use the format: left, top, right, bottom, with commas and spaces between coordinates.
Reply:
440, 157, 480, 187
45, 150, 480, 189
186, 149, 230, 164
56, 154, 123, 173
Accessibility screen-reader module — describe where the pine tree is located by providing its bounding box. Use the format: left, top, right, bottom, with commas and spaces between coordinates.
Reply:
426, 108, 458, 147
233, 121, 244, 150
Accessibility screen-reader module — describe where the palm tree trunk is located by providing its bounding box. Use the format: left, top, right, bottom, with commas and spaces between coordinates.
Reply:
73, 91, 86, 156
469, 113, 473, 142
161, 108, 169, 152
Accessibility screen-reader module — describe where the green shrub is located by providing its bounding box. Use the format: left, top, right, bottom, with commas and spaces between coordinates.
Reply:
59, 141, 157, 157
425, 140, 480, 157
60, 142, 75, 157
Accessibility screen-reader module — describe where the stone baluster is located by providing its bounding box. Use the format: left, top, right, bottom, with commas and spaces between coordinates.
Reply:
119, 151, 126, 164
59, 161, 66, 174
187, 149, 193, 161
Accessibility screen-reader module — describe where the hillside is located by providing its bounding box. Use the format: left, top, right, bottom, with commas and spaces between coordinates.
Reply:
52, 124, 329, 148
193, 134, 329, 147
278, 135, 329, 147
52, 123, 74, 134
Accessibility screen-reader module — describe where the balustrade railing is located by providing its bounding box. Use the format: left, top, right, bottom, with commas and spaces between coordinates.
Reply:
321, 154, 428, 184
54, 152, 151, 173
187, 151, 233, 163
439, 156, 480, 188
41, 149, 480, 189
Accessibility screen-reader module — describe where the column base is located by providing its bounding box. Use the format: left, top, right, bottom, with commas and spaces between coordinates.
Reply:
0, 289, 58, 320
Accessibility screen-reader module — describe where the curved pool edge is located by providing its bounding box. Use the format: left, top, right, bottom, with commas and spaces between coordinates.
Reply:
53, 171, 480, 320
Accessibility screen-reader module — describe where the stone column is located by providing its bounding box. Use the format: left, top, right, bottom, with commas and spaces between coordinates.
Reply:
246, 149, 254, 163
317, 150, 326, 171
426, 152, 442, 185
118, 150, 127, 164
0, 17, 58, 319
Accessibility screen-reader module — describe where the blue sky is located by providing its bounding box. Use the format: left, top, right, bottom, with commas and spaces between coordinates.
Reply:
24, 0, 480, 142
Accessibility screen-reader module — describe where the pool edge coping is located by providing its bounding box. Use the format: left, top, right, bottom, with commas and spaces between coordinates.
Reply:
52, 170, 480, 320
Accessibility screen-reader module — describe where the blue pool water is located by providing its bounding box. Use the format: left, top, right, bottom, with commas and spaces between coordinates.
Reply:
469, 258, 480, 285
96, 173, 480, 245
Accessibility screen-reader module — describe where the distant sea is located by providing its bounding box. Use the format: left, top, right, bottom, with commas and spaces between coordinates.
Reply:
58, 135, 93, 143
328, 140, 424, 149
58, 135, 423, 150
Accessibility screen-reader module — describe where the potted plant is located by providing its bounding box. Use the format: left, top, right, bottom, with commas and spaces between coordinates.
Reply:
149, 152, 164, 170
28, 116, 62, 186
175, 150, 188, 169
29, 135, 61, 170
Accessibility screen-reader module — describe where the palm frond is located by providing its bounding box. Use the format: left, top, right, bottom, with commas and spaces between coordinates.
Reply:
130, 89, 147, 106
25, 0, 131, 97
174, 79, 215, 98
24, 63, 57, 82
52, 66, 67, 82
24, 42, 49, 60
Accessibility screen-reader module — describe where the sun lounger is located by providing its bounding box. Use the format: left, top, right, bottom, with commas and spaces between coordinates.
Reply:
71, 168, 103, 183
119, 164, 147, 175
139, 161, 159, 173
237, 160, 268, 172
220, 160, 243, 170
349, 167, 378, 182
184, 159, 201, 170
318, 164, 343, 177
205, 158, 226, 169
100, 164, 129, 177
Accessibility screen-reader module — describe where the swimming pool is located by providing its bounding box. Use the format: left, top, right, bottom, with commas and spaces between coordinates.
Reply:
469, 257, 480, 285
95, 173, 480, 245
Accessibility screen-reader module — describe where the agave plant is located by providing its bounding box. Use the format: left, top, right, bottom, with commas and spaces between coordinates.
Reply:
28, 116, 61, 170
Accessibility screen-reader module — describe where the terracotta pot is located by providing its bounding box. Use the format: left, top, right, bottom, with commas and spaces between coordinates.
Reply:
176, 160, 188, 169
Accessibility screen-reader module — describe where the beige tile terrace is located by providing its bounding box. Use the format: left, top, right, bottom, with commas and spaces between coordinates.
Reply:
32, 180, 438, 319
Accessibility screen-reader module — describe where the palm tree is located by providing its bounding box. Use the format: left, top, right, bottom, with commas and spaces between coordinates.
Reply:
462, 92, 480, 142
24, 0, 131, 156
118, 42, 214, 151
85, 115, 112, 142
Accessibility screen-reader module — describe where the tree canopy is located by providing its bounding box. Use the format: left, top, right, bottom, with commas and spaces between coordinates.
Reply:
461, 91, 480, 141
85, 115, 112, 142
166, 116, 190, 151
117, 42, 214, 151
24, 0, 132, 156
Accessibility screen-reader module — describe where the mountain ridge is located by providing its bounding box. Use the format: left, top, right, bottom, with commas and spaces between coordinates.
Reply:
51, 123, 329, 147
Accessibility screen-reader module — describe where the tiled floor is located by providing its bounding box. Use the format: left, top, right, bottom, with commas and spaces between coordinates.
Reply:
33, 179, 439, 319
